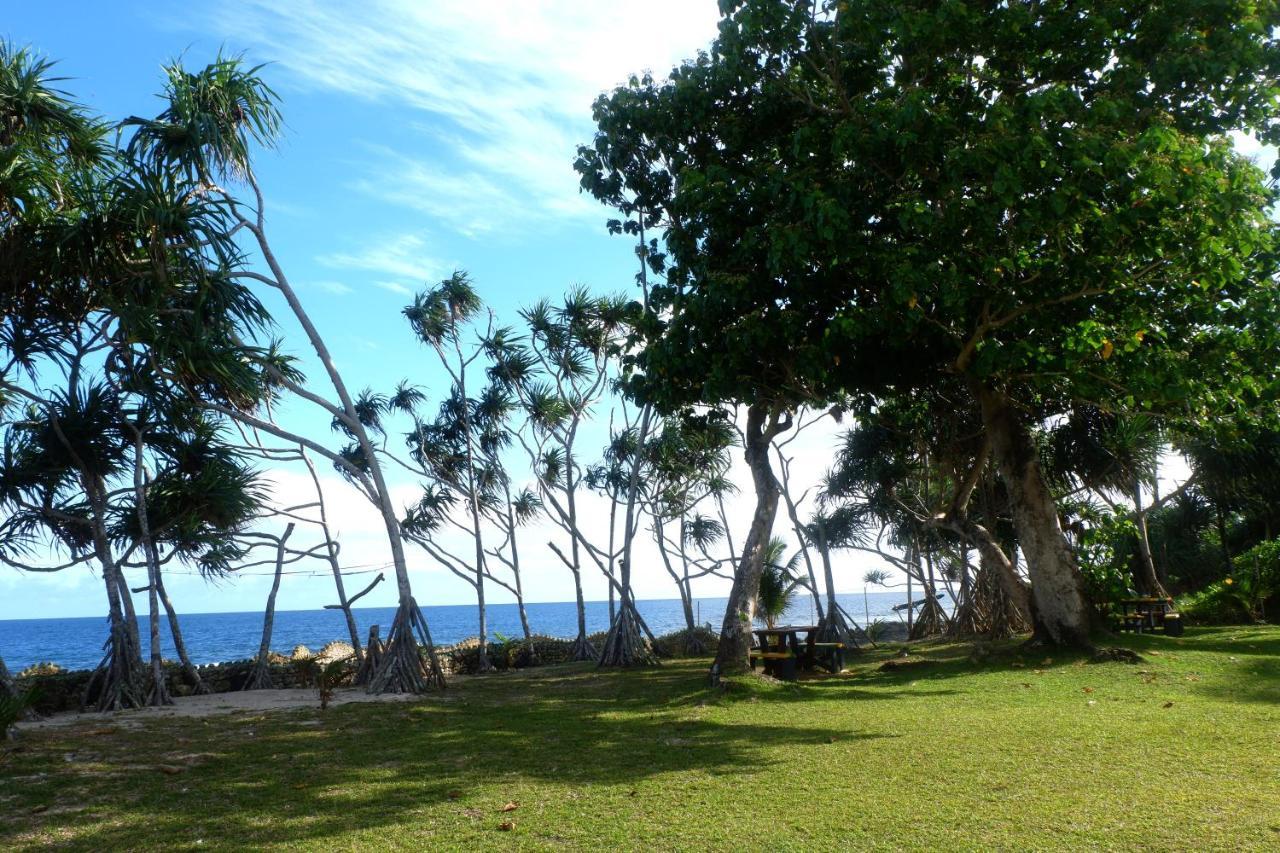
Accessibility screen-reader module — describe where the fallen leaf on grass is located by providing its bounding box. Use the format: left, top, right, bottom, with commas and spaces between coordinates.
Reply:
1082, 687, 1094, 694
501, 802, 519, 813
1162, 701, 1174, 708
498, 820, 515, 831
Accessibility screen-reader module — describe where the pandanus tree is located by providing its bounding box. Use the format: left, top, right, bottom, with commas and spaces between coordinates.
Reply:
642, 413, 738, 653
579, 0, 1280, 650
1043, 409, 1170, 598
122, 55, 445, 692
401, 273, 511, 672
2, 381, 144, 710
823, 392, 1031, 640
486, 289, 630, 660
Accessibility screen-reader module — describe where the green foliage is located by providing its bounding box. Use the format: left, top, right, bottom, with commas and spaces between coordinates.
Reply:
291, 657, 352, 711
754, 537, 799, 628
1179, 583, 1254, 626
0, 684, 38, 738
1071, 506, 1136, 605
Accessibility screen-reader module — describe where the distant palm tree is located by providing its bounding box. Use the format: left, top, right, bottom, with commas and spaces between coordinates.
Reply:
756, 537, 801, 629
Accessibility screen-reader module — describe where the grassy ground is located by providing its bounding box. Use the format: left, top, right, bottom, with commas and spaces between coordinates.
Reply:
2, 626, 1278, 851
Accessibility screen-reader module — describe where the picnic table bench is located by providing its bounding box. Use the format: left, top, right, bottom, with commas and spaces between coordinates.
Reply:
749, 625, 846, 679
1113, 597, 1184, 636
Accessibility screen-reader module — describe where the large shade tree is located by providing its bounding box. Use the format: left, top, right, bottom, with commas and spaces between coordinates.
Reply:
578, 0, 1280, 649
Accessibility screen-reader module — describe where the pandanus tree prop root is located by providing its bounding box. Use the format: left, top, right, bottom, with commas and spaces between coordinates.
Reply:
82, 622, 147, 712
242, 658, 275, 691
818, 604, 861, 650
368, 599, 446, 693
971, 562, 1030, 640
567, 634, 597, 662
597, 603, 659, 668
910, 594, 950, 641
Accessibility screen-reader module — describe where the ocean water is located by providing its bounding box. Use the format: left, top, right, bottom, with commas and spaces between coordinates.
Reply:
0, 591, 932, 672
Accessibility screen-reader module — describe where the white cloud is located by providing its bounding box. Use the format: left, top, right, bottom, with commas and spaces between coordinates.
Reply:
199, 0, 721, 238
375, 281, 414, 297
316, 232, 449, 284
313, 280, 354, 296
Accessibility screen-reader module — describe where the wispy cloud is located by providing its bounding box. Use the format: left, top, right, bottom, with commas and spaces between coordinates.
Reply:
313, 280, 354, 296
375, 281, 415, 297
316, 232, 448, 285
197, 1, 720, 238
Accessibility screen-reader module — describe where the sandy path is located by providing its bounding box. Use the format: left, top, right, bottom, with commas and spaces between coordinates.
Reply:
15, 686, 428, 731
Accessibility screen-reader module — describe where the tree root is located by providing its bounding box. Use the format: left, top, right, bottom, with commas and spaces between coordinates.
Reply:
83, 621, 146, 712
242, 660, 275, 691
597, 602, 659, 668
910, 593, 950, 640
367, 598, 445, 693
567, 634, 597, 662
819, 605, 861, 650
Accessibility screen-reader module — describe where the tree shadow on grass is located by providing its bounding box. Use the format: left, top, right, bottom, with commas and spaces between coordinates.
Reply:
4, 662, 892, 849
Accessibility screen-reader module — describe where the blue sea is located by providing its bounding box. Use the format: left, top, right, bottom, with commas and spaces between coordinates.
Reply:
0, 591, 929, 671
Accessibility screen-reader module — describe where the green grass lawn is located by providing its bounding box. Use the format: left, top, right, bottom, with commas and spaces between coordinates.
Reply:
3, 626, 1278, 851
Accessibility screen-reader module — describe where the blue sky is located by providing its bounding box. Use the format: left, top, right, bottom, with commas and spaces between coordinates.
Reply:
6, 1, 822, 621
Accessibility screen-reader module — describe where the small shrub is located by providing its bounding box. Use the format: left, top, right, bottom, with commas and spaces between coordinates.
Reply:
1, 685, 39, 738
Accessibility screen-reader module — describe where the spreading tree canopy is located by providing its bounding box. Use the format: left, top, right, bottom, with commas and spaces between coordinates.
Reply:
578, 0, 1280, 647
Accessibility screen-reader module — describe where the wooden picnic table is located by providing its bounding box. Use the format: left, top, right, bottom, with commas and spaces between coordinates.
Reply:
1115, 597, 1182, 634
751, 625, 845, 677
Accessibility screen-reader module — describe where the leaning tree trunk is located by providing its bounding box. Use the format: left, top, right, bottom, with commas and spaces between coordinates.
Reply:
82, 478, 146, 712
1131, 478, 1168, 598
304, 451, 363, 662
245, 524, 294, 691
151, 568, 207, 694
132, 442, 173, 708
813, 520, 856, 646
239, 200, 438, 693
977, 386, 1093, 648
568, 564, 595, 661
598, 406, 659, 668
676, 525, 709, 656
714, 404, 789, 673
564, 468, 597, 661
778, 462, 826, 623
